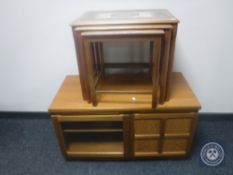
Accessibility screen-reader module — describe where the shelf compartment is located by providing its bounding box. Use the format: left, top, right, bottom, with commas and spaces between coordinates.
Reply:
64, 131, 123, 141
96, 90, 152, 94
65, 131, 124, 157
63, 128, 123, 133
104, 62, 150, 69
96, 74, 152, 93
67, 141, 124, 158
61, 121, 123, 130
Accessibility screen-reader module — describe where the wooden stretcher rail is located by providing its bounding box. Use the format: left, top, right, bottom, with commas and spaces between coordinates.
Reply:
81, 30, 165, 37
75, 25, 173, 31
104, 63, 150, 69
96, 90, 152, 94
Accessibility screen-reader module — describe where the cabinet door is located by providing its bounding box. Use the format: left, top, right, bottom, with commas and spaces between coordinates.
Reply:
52, 114, 126, 159
133, 113, 197, 157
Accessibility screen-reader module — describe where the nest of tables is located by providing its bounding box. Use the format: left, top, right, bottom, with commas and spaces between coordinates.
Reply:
71, 9, 179, 109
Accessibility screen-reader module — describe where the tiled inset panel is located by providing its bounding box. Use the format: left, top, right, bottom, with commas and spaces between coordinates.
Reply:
134, 119, 160, 135
165, 118, 192, 134
163, 138, 188, 153
135, 139, 159, 153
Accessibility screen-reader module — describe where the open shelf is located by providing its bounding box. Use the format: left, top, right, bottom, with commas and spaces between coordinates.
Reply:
63, 128, 123, 133
61, 121, 123, 130
104, 62, 150, 69
66, 141, 124, 157
63, 125, 124, 157
96, 74, 152, 94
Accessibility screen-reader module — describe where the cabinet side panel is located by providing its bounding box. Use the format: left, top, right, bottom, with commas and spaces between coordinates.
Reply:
186, 112, 198, 155
123, 114, 134, 159
51, 115, 67, 158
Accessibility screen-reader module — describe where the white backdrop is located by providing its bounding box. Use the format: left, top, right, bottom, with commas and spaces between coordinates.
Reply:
0, 0, 233, 112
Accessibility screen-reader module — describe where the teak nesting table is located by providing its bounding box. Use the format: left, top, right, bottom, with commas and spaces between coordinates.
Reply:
49, 10, 201, 160
71, 9, 179, 108
49, 73, 201, 159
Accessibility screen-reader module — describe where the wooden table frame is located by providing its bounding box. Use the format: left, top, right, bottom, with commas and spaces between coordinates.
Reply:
72, 24, 178, 105
81, 30, 164, 108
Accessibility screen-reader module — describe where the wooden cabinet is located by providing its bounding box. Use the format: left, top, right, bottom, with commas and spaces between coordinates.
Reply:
49, 73, 201, 159
51, 112, 197, 159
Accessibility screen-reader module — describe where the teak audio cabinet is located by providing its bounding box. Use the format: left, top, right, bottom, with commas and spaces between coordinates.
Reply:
71, 9, 179, 107
49, 72, 201, 159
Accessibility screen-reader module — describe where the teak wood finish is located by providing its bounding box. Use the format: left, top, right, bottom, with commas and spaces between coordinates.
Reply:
49, 72, 201, 159
71, 9, 179, 107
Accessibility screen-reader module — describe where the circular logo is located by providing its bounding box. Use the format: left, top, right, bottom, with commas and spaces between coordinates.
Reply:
200, 142, 224, 166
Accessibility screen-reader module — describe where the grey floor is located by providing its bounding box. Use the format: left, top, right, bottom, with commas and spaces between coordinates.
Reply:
0, 113, 233, 175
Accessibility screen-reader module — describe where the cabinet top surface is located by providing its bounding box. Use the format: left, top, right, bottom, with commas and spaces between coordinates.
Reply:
71, 9, 179, 26
49, 72, 201, 113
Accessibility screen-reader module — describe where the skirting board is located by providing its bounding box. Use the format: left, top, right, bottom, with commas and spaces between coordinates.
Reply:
0, 112, 233, 121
